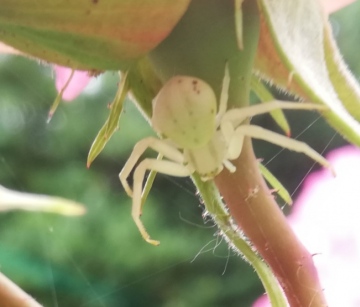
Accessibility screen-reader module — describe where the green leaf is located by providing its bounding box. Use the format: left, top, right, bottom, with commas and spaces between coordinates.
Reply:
0, 0, 191, 70
87, 71, 129, 167
140, 154, 162, 212
0, 185, 86, 216
323, 24, 360, 122
251, 75, 290, 135
258, 162, 292, 205
255, 0, 360, 146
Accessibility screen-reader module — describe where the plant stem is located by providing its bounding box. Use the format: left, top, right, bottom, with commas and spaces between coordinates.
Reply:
0, 272, 43, 307
149, 0, 327, 306
193, 174, 287, 307
214, 139, 326, 307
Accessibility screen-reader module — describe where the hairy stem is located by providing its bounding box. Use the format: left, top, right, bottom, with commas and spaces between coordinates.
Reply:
149, 0, 326, 305
215, 139, 326, 307
193, 174, 287, 306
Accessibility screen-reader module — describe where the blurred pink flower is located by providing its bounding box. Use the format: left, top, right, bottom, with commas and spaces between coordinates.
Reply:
54, 66, 91, 101
321, 0, 356, 14
253, 294, 269, 307
1, 42, 91, 101
253, 145, 360, 307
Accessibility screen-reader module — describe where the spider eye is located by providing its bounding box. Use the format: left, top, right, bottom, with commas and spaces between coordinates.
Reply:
152, 76, 217, 149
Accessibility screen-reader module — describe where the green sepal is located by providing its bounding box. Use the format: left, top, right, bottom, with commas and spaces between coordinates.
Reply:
140, 154, 162, 212
255, 0, 360, 147
258, 162, 293, 205
0, 0, 191, 70
47, 69, 75, 123
87, 71, 129, 167
251, 75, 291, 136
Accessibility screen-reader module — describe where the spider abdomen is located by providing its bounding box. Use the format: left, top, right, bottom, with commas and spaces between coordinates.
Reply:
152, 75, 217, 149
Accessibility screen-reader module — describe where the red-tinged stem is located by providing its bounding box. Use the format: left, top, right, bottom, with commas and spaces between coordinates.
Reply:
214, 138, 326, 307
0, 272, 43, 307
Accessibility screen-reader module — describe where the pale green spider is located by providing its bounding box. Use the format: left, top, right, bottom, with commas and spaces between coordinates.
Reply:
119, 67, 332, 245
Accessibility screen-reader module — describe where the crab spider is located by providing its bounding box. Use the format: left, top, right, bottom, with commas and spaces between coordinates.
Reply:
119, 66, 333, 245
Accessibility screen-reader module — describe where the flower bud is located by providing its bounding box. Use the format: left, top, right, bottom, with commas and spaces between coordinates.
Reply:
0, 0, 190, 70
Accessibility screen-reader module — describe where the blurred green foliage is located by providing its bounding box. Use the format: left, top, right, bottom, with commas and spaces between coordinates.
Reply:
0, 57, 262, 307
0, 3, 359, 306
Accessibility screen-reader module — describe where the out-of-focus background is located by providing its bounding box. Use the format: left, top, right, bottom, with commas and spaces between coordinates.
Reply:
0, 4, 359, 307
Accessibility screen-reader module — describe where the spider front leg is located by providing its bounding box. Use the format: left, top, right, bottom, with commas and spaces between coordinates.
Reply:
131, 158, 193, 245
119, 136, 193, 245
233, 124, 335, 175
219, 101, 332, 167
119, 137, 185, 197
216, 63, 230, 124
221, 101, 327, 127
